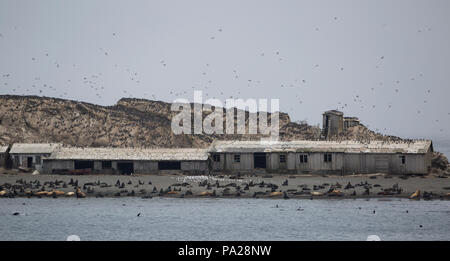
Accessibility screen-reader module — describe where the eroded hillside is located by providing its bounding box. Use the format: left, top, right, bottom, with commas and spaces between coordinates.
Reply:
0, 95, 324, 147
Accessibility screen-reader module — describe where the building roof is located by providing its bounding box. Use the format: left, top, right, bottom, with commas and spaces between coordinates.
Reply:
344, 117, 359, 121
47, 147, 209, 161
210, 140, 432, 154
0, 146, 9, 153
323, 110, 344, 116
9, 143, 61, 154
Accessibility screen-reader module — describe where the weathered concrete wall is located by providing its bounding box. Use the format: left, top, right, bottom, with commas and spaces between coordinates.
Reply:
210, 152, 428, 175
42, 151, 430, 175
387, 154, 426, 174
93, 161, 102, 171
210, 154, 225, 170
134, 161, 158, 174
11, 153, 50, 171
214, 152, 345, 174
323, 113, 344, 137
343, 153, 363, 174
181, 161, 207, 171
287, 153, 296, 170
223, 153, 253, 171
342, 153, 428, 175
291, 153, 344, 174
43, 160, 74, 174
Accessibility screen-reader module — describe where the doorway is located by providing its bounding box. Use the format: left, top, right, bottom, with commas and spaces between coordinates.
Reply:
27, 157, 33, 168
117, 162, 134, 175
75, 160, 94, 170
158, 161, 181, 170
254, 153, 266, 169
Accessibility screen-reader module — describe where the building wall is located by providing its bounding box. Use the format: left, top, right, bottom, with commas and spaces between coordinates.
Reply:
344, 119, 359, 129
181, 161, 207, 171
43, 159, 208, 174
342, 153, 428, 174
11, 153, 50, 172
93, 161, 102, 171
223, 153, 254, 171
43, 160, 74, 173
41, 150, 431, 175
210, 153, 225, 170
134, 161, 158, 174
210, 152, 429, 175
287, 153, 296, 170
387, 154, 427, 174
323, 113, 344, 137
213, 152, 345, 174
268, 153, 279, 170
424, 147, 433, 173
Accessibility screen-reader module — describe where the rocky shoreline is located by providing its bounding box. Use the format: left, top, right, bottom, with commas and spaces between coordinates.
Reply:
1, 172, 450, 200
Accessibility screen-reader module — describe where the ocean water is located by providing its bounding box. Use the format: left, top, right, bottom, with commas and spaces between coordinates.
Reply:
0, 197, 449, 241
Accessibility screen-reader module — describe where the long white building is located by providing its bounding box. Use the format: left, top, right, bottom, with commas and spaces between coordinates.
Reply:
3, 139, 433, 175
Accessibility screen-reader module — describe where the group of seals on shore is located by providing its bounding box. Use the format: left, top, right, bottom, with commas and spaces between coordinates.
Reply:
0, 178, 87, 198
1, 175, 449, 200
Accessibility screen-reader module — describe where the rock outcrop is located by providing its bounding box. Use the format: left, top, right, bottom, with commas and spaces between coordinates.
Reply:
0, 95, 322, 147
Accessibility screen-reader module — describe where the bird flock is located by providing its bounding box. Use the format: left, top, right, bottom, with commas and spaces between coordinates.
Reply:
0, 15, 448, 135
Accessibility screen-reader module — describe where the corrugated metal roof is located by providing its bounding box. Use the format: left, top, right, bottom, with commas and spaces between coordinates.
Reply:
9, 143, 61, 154
210, 140, 432, 154
0, 146, 9, 153
48, 147, 209, 161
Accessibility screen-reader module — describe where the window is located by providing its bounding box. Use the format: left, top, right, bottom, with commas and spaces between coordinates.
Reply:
324, 153, 332, 162
35, 156, 41, 165
300, 154, 308, 163
279, 154, 286, 163
400, 155, 406, 165
102, 161, 112, 169
212, 154, 220, 162
234, 154, 241, 163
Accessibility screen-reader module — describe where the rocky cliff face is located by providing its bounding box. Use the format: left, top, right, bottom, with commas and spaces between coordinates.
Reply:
0, 95, 322, 148
336, 124, 403, 142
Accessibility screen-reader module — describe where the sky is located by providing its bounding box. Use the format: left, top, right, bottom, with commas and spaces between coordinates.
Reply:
0, 0, 449, 140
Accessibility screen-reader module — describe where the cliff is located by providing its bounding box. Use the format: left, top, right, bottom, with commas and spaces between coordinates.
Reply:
0, 95, 322, 148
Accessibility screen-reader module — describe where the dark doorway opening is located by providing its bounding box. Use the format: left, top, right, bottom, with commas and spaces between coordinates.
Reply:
102, 161, 112, 169
254, 153, 266, 168
158, 161, 181, 170
75, 160, 94, 170
117, 162, 134, 175
5, 155, 13, 169
27, 157, 33, 168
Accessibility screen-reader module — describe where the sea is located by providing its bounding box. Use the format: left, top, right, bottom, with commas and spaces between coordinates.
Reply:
0, 197, 449, 241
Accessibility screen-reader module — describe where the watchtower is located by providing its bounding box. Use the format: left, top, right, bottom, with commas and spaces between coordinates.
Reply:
322, 110, 344, 138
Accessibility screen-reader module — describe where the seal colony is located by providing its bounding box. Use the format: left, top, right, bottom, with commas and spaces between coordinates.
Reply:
0, 172, 449, 200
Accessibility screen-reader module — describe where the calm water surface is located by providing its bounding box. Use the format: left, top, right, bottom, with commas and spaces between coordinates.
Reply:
0, 198, 449, 241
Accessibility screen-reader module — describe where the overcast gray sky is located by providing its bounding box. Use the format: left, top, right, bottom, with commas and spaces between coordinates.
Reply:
0, 0, 449, 140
